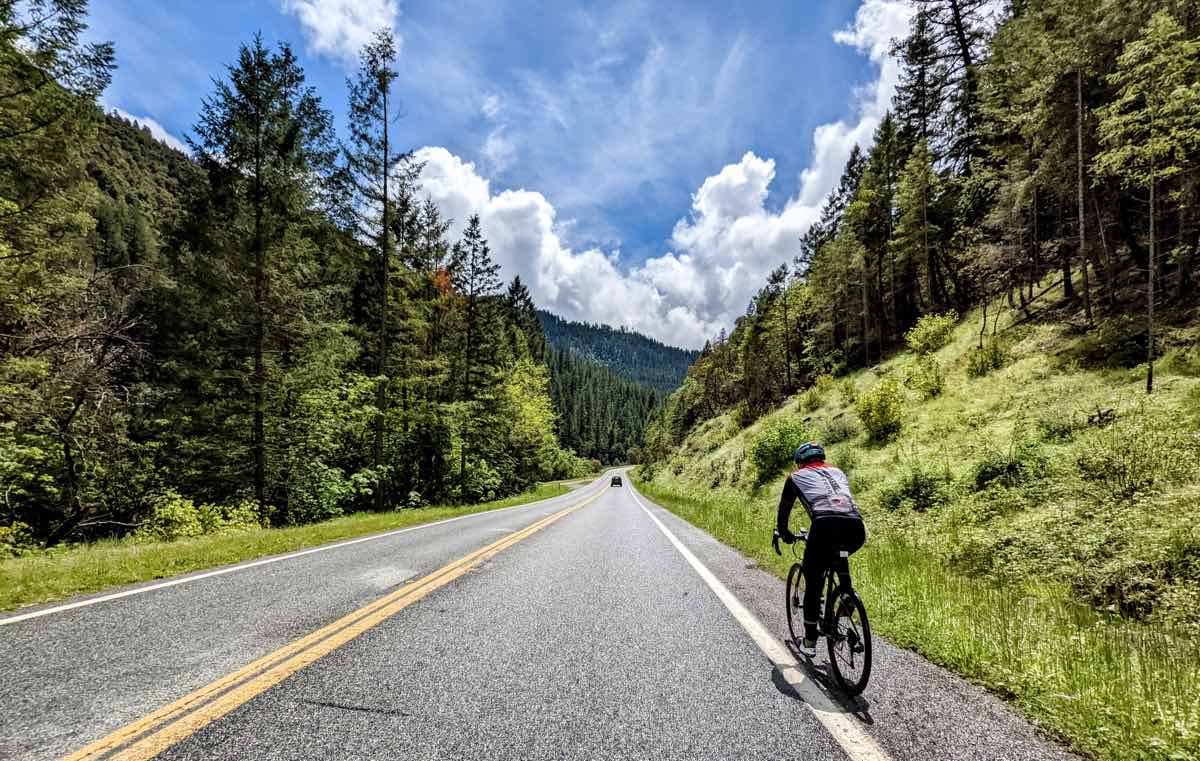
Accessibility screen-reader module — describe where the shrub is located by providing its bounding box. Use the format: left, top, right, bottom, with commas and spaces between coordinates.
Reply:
877, 461, 952, 512
0, 521, 37, 557
281, 460, 351, 524
838, 377, 858, 407
972, 422, 1048, 490
821, 414, 860, 445
854, 377, 905, 442
198, 499, 262, 534
136, 491, 204, 542
966, 338, 1009, 378
814, 373, 836, 395
1076, 411, 1200, 500
907, 355, 945, 399
1036, 409, 1085, 441
801, 386, 824, 412
457, 457, 503, 504
732, 402, 759, 429
905, 311, 958, 355
749, 417, 812, 483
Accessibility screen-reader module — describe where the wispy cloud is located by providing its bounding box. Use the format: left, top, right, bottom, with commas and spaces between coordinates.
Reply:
414, 0, 915, 349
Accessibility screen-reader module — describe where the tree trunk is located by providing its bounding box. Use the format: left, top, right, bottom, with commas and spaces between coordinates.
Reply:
1076, 69, 1093, 325
252, 93, 266, 515
1147, 149, 1156, 394
374, 86, 390, 511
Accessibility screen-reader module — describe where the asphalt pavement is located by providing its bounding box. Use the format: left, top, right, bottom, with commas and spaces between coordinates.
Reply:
0, 471, 1077, 761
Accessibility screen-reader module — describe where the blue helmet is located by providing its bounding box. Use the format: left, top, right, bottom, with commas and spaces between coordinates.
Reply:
794, 441, 825, 464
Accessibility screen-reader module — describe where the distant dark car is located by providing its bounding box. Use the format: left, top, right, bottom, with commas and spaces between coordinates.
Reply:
610, 475, 623, 487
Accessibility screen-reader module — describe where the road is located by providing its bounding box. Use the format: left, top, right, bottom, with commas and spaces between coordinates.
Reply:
0, 472, 1076, 761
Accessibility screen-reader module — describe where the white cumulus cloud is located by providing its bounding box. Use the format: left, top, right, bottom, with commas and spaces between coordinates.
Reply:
414, 0, 914, 349
280, 0, 399, 65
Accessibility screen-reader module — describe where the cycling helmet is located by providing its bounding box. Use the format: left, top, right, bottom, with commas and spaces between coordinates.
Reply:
794, 441, 825, 464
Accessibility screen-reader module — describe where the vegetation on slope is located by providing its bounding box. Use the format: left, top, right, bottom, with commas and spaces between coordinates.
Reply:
637, 303, 1200, 759
538, 310, 699, 393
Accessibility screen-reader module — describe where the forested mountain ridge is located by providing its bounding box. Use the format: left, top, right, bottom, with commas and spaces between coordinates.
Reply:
545, 346, 659, 465
537, 310, 698, 393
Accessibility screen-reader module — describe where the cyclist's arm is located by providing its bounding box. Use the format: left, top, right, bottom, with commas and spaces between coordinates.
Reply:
776, 478, 799, 537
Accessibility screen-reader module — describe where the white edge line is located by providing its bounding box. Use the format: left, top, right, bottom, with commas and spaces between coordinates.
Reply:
0, 477, 611, 627
627, 484, 893, 761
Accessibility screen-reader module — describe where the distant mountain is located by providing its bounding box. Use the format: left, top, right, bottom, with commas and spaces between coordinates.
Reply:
537, 310, 698, 393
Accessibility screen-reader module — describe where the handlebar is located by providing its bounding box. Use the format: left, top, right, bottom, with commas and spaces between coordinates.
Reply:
772, 528, 809, 555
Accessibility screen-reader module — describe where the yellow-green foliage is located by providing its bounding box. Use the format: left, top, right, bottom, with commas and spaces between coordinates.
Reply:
905, 311, 958, 355
638, 293, 1200, 759
906, 354, 945, 399
0, 521, 36, 557
136, 491, 263, 542
854, 376, 905, 442
749, 416, 812, 484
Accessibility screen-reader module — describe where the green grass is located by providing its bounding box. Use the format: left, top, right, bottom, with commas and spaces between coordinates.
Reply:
636, 289, 1200, 759
0, 482, 570, 613
633, 476, 1200, 761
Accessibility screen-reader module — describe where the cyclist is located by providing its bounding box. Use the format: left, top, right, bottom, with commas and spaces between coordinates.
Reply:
774, 441, 866, 657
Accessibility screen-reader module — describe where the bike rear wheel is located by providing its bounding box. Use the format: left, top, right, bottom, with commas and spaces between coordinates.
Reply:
826, 587, 872, 695
785, 562, 807, 645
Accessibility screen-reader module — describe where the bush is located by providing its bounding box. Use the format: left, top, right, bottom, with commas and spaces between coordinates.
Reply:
800, 386, 824, 412
907, 355, 945, 399
281, 460, 350, 524
0, 521, 37, 557
198, 499, 262, 534
972, 422, 1047, 490
855, 377, 905, 442
821, 414, 860, 445
814, 373, 836, 395
457, 457, 503, 504
749, 417, 812, 483
838, 378, 858, 407
905, 311, 958, 355
136, 491, 204, 542
1076, 411, 1200, 500
878, 462, 952, 512
732, 401, 759, 429
966, 338, 1009, 378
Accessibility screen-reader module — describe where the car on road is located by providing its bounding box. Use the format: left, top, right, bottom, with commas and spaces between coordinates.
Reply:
610, 475, 622, 487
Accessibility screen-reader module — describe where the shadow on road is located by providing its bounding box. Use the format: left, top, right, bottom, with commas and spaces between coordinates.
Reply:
771, 640, 874, 725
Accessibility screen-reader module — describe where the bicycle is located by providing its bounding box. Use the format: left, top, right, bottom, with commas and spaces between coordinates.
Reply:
773, 528, 872, 695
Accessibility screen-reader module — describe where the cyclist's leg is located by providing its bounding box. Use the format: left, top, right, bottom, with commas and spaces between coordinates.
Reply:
832, 517, 865, 590
801, 520, 830, 642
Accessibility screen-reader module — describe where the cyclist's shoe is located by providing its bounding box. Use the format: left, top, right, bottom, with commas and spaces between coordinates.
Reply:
799, 638, 818, 658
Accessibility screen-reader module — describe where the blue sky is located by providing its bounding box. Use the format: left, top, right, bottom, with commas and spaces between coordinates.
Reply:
88, 0, 914, 348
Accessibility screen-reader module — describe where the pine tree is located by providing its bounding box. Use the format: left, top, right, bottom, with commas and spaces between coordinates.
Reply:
190, 36, 338, 512
344, 27, 421, 508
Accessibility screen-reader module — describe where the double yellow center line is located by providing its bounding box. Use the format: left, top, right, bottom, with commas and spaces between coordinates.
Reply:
64, 487, 605, 761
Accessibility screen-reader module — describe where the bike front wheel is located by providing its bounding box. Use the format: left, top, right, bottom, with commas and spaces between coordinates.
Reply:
826, 587, 872, 695
785, 562, 807, 645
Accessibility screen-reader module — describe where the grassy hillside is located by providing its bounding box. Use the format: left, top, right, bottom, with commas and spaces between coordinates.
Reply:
636, 295, 1200, 760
